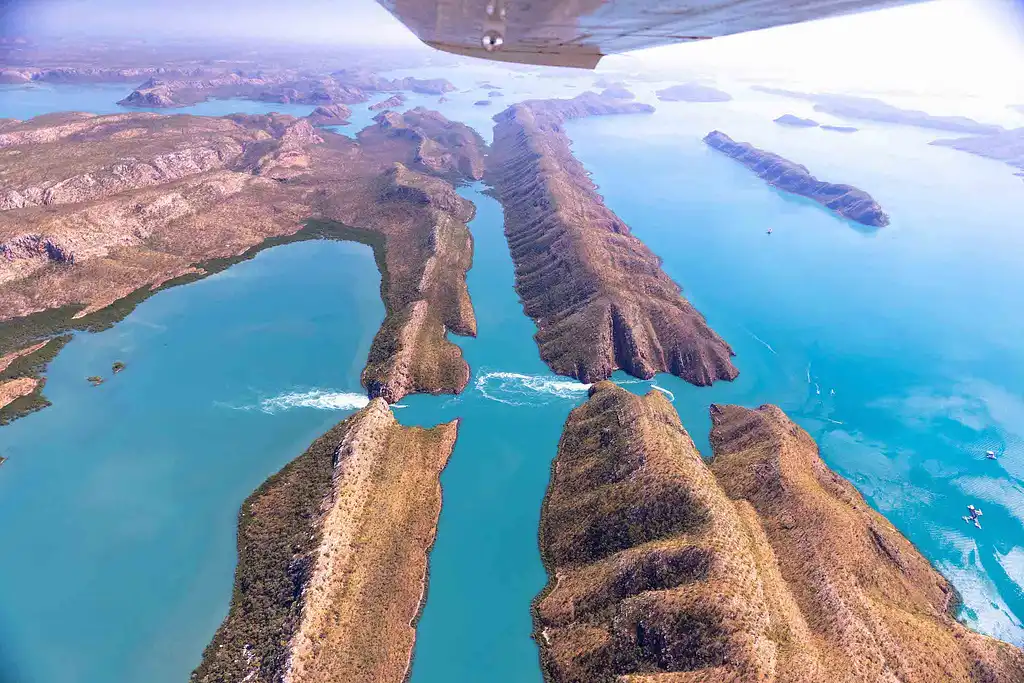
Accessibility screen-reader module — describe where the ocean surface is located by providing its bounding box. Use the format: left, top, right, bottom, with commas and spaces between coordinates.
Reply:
1, 75, 1023, 683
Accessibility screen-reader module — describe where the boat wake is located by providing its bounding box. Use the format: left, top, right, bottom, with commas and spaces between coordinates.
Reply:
475, 371, 676, 406
258, 390, 370, 413
219, 389, 371, 414
475, 371, 591, 406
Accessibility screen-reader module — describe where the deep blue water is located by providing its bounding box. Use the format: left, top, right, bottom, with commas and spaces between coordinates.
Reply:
0, 75, 1022, 683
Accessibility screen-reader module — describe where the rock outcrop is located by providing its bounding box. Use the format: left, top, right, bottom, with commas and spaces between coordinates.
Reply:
306, 104, 352, 125
193, 400, 458, 683
359, 107, 486, 182
488, 96, 737, 386
704, 130, 890, 227
0, 108, 481, 419
369, 93, 407, 111
775, 114, 818, 127
931, 128, 1024, 171
656, 83, 732, 102
535, 382, 1024, 683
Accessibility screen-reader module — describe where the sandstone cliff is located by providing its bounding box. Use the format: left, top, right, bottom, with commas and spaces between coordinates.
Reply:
488, 97, 737, 386
535, 382, 1024, 682
704, 131, 890, 227
306, 104, 352, 126
193, 400, 458, 683
369, 93, 407, 111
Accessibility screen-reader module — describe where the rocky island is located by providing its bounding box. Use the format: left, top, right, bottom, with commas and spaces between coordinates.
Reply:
656, 83, 732, 102
535, 382, 1024, 682
306, 104, 351, 126
0, 107, 485, 422
755, 87, 1003, 134
488, 94, 738, 386
775, 114, 819, 127
704, 131, 890, 227
369, 93, 407, 111
193, 399, 458, 683
931, 128, 1024, 171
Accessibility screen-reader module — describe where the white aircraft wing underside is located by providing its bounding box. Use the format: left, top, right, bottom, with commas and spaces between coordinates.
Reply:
376, 0, 925, 68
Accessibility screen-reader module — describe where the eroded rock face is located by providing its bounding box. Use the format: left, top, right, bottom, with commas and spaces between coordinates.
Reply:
193, 401, 459, 683
704, 130, 890, 227
306, 104, 352, 125
361, 107, 486, 182
535, 383, 1024, 683
488, 96, 738, 387
369, 93, 407, 111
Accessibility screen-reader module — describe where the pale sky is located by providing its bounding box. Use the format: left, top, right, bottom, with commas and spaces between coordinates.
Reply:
5, 0, 1023, 101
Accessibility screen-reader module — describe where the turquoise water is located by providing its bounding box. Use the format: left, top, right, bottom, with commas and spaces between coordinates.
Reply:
0, 241, 383, 683
1, 75, 1023, 683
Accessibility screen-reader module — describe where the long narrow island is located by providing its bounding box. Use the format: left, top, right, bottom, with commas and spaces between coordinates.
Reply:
535, 382, 1024, 682
704, 130, 890, 227
192, 399, 457, 683
488, 93, 739, 386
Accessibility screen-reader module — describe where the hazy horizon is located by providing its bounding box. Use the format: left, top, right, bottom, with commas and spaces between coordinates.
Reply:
2, 0, 1023, 103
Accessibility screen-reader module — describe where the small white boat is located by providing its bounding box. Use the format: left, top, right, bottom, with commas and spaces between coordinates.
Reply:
986, 450, 997, 459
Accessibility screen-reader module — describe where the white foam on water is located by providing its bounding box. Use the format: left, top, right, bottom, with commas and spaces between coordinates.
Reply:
475, 371, 591, 406
746, 329, 777, 354
257, 390, 370, 414
650, 383, 676, 402
475, 371, 677, 406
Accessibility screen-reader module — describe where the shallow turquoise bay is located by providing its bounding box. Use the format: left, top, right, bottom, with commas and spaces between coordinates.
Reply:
0, 78, 1022, 683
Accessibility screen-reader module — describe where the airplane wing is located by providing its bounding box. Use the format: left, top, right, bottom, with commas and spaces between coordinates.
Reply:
376, 0, 926, 68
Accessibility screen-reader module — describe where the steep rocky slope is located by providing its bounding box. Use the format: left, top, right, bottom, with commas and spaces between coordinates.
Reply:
704, 131, 890, 227
360, 107, 487, 181
0, 108, 480, 419
193, 400, 458, 683
488, 95, 737, 386
535, 382, 1024, 682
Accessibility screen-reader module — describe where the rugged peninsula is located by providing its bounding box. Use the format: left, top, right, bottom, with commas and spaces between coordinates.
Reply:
535, 382, 1024, 682
193, 399, 458, 683
931, 128, 1024, 171
488, 94, 737, 386
0, 107, 485, 421
755, 87, 1003, 134
704, 131, 890, 227
117, 70, 456, 109
656, 83, 732, 102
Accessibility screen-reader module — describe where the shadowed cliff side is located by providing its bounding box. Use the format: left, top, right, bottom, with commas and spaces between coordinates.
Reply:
192, 399, 458, 683
535, 383, 1024, 682
487, 95, 738, 386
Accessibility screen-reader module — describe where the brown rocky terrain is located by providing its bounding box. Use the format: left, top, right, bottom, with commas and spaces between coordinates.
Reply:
361, 107, 486, 182
369, 93, 407, 111
487, 94, 738, 386
535, 382, 1024, 682
115, 68, 456, 110
193, 399, 458, 683
0, 107, 483, 419
306, 104, 352, 126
